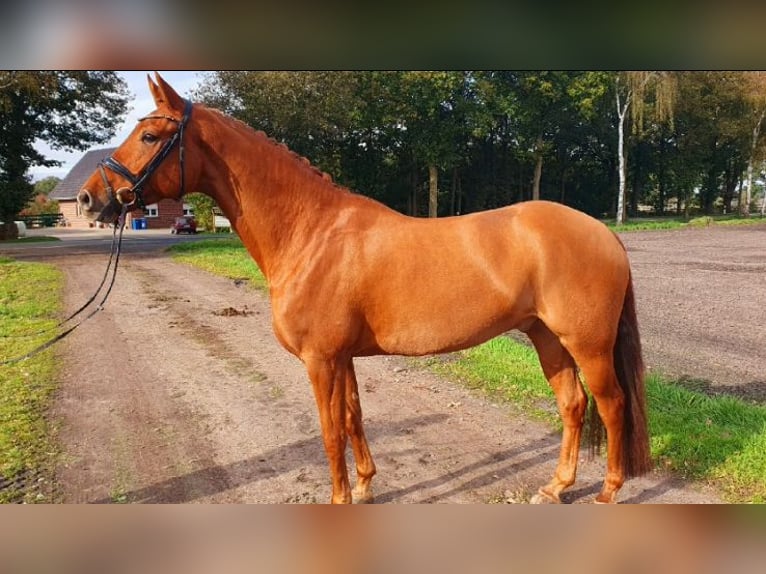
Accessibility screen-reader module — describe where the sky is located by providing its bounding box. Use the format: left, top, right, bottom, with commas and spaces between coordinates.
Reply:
30, 71, 209, 182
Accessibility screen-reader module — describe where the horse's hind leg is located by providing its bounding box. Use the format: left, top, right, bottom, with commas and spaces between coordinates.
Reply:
526, 320, 587, 504
575, 353, 626, 503
345, 359, 376, 503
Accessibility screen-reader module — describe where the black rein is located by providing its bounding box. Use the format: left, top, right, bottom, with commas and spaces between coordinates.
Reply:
1, 98, 193, 365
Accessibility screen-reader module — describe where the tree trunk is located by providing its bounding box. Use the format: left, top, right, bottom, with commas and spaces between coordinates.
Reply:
409, 167, 418, 216
0, 221, 19, 240
616, 88, 630, 225
450, 167, 460, 219
560, 168, 566, 203
723, 164, 736, 214
532, 135, 543, 201
657, 136, 666, 215
703, 164, 717, 215
742, 108, 765, 217
518, 163, 525, 203
428, 165, 438, 218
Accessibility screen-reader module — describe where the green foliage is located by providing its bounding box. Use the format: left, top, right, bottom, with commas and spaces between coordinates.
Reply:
19, 194, 59, 217
184, 192, 216, 231
0, 258, 62, 502
33, 177, 61, 196
194, 71, 766, 219
0, 72, 129, 222
167, 238, 267, 290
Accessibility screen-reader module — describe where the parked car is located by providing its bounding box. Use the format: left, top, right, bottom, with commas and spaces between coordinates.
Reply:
171, 216, 197, 234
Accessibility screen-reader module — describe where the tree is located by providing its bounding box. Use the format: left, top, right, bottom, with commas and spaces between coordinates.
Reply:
614, 72, 676, 224
513, 72, 578, 201
674, 72, 750, 215
384, 72, 476, 217
193, 70, 766, 221
739, 72, 766, 216
0, 71, 129, 238
15, 176, 64, 218
487, 72, 611, 206
195, 71, 363, 181
197, 71, 484, 218
33, 176, 61, 196
184, 192, 216, 231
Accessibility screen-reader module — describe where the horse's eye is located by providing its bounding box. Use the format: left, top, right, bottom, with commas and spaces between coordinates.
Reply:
142, 133, 158, 144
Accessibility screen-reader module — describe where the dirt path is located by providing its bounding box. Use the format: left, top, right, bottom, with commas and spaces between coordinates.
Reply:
50, 248, 721, 504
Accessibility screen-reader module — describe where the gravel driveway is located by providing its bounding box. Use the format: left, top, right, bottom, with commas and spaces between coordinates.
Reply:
620, 224, 766, 402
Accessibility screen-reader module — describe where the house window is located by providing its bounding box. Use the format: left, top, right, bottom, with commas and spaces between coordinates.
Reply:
182, 203, 194, 216
145, 203, 159, 218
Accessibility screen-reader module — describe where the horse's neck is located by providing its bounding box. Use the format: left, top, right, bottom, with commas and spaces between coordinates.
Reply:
196, 110, 345, 279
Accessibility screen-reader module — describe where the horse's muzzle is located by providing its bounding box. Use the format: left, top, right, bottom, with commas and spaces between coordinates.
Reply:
77, 189, 94, 213
78, 188, 122, 224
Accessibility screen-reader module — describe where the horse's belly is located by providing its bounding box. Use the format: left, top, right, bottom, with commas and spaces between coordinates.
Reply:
373, 304, 528, 356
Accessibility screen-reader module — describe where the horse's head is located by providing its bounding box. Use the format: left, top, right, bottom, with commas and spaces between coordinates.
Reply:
78, 73, 198, 224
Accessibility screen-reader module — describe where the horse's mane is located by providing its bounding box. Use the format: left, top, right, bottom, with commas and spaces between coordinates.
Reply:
206, 106, 349, 193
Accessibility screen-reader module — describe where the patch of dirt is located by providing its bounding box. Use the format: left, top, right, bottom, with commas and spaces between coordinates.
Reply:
40, 233, 737, 504
212, 306, 254, 317
620, 224, 766, 403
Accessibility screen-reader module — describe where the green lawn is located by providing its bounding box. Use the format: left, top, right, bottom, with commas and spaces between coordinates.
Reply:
0, 257, 62, 502
607, 214, 766, 232
166, 236, 766, 503
167, 238, 267, 290
0, 236, 60, 244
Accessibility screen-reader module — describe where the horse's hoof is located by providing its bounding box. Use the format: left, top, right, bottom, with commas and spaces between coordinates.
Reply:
594, 492, 617, 504
352, 488, 375, 504
529, 489, 561, 504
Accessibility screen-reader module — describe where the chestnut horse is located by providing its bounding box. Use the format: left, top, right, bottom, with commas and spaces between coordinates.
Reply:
78, 74, 651, 503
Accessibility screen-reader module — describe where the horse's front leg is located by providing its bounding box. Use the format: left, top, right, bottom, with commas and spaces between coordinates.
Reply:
305, 356, 352, 504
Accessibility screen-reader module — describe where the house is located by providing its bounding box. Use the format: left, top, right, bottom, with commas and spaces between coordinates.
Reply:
49, 147, 193, 229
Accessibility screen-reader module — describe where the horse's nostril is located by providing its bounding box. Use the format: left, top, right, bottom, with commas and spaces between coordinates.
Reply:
77, 189, 92, 209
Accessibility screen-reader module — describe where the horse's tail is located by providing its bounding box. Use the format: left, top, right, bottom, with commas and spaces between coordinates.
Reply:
585, 272, 652, 477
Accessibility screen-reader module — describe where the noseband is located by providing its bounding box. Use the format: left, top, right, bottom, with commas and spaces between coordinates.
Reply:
97, 98, 192, 222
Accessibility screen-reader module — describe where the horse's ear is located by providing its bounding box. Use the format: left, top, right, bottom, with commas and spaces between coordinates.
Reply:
150, 72, 185, 113
147, 74, 161, 103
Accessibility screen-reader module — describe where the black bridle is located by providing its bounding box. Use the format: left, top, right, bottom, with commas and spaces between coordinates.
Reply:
97, 98, 193, 222
2, 99, 194, 365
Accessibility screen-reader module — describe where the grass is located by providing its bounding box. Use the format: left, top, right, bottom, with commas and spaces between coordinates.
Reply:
167, 238, 267, 290
0, 257, 63, 503
434, 336, 766, 503
647, 375, 766, 502
607, 214, 766, 232
0, 236, 60, 244
167, 232, 766, 502
422, 336, 558, 424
